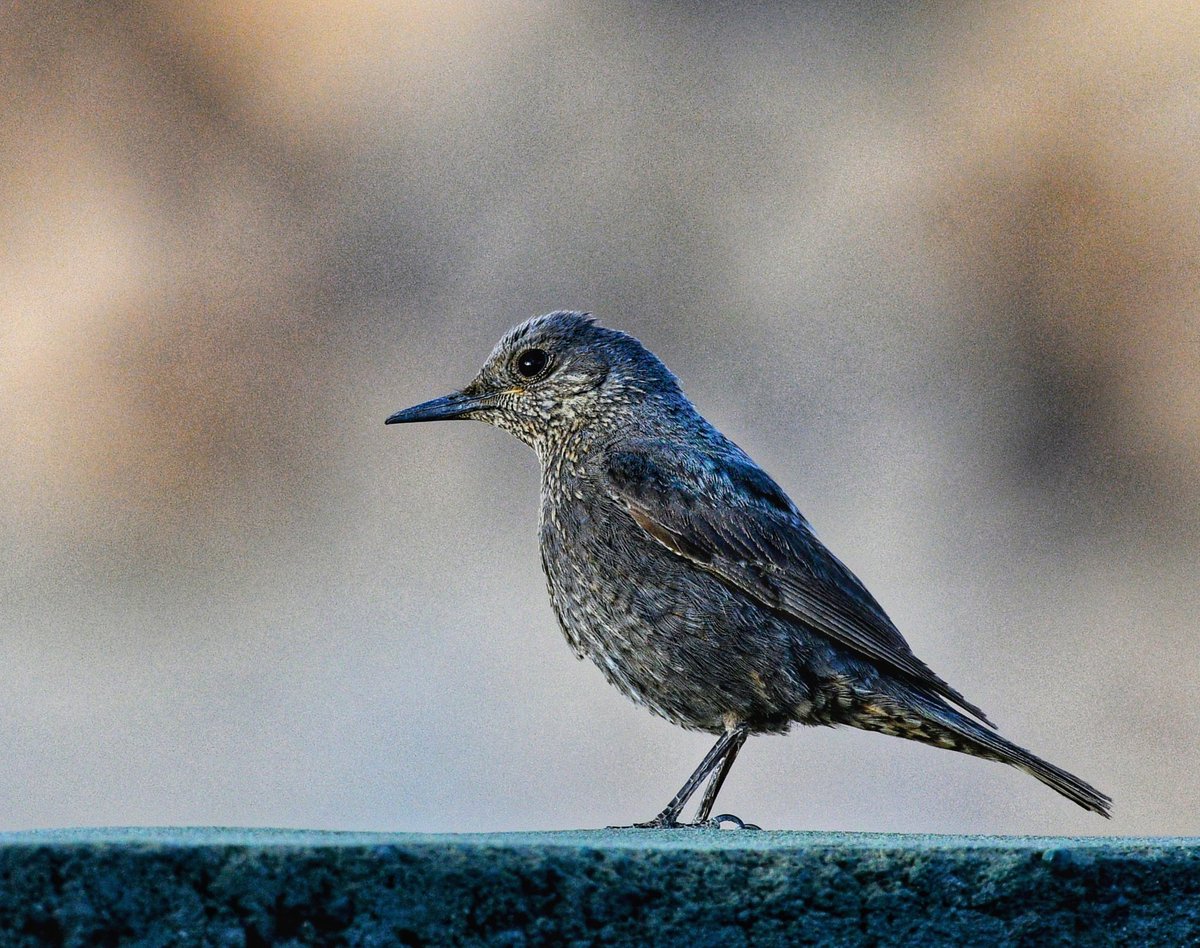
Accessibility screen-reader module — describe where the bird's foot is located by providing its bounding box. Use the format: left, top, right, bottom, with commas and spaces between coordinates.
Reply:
702, 813, 762, 830
607, 813, 762, 830
607, 816, 683, 829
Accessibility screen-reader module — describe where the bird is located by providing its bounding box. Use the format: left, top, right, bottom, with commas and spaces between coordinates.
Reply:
386, 311, 1111, 827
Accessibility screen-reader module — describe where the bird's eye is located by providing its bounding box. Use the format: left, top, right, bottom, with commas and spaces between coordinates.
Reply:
514, 348, 549, 379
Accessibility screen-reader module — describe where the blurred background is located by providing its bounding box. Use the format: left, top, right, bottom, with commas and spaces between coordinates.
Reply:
2, 1, 1197, 837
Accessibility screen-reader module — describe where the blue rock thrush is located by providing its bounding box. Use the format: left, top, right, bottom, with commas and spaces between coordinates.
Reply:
386, 311, 1111, 827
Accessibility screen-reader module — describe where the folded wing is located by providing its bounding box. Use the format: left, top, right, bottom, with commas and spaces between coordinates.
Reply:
602, 439, 995, 727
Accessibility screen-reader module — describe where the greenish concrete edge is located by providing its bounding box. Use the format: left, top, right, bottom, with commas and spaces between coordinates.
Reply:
0, 829, 1196, 946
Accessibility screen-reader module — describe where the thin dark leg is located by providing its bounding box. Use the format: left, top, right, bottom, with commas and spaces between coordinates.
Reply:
623, 729, 741, 828
693, 725, 748, 824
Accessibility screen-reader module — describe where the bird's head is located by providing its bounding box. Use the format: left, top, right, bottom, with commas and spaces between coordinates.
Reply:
386, 311, 684, 454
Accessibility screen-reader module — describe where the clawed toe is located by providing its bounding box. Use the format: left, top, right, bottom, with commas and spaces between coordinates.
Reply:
607, 812, 762, 830
606, 817, 684, 829
707, 813, 762, 830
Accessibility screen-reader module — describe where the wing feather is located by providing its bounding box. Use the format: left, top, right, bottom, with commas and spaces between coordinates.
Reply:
603, 440, 994, 726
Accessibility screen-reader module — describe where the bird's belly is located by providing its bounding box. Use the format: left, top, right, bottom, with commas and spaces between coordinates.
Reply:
541, 516, 805, 733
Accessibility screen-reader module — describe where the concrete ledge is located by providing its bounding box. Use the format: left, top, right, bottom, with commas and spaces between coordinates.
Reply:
0, 828, 1196, 946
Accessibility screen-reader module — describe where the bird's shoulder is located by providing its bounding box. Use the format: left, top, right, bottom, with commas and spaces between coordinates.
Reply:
595, 434, 802, 521
592, 434, 831, 594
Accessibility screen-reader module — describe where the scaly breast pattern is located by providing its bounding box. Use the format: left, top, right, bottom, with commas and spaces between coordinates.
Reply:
538, 457, 810, 733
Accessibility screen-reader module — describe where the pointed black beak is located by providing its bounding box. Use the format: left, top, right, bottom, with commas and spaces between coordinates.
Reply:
385, 391, 488, 425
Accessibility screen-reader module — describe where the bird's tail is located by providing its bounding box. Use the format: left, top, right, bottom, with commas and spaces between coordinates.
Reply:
953, 717, 1111, 817
854, 691, 1112, 818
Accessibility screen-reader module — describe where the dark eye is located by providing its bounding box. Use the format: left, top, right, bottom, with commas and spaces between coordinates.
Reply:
514, 347, 549, 378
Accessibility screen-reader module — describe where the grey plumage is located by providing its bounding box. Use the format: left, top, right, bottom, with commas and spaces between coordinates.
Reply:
386, 311, 1111, 825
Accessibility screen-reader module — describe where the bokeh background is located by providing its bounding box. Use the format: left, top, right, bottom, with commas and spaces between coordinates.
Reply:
3, 1, 1197, 836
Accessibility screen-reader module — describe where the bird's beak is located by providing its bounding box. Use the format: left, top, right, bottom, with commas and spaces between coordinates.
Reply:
385, 390, 489, 425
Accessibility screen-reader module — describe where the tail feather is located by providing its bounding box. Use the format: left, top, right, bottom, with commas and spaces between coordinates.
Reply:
854, 691, 1113, 818
950, 716, 1113, 818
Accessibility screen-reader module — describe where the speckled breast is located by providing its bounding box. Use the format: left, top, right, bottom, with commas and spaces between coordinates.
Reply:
536, 461, 802, 732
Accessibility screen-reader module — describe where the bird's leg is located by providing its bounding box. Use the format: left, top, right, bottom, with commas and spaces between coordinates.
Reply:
692, 724, 749, 825
608, 724, 760, 830
613, 728, 741, 829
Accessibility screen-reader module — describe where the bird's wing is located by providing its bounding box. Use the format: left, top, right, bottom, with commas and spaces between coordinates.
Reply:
601, 440, 994, 726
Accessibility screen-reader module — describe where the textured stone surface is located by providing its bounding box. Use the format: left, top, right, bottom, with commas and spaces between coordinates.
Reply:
0, 828, 1195, 946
